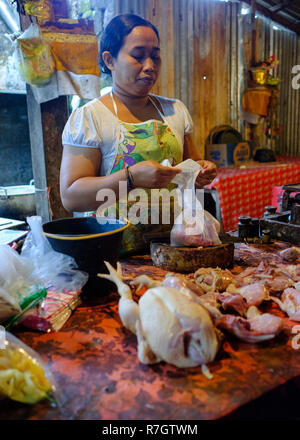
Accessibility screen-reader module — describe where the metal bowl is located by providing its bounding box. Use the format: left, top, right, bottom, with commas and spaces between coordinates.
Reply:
0, 182, 36, 220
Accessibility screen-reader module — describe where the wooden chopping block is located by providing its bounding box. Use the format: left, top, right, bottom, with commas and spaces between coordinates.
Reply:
150, 242, 234, 273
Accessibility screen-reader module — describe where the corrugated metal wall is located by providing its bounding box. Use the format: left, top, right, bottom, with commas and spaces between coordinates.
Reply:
112, 0, 300, 157
255, 14, 300, 156
115, 0, 148, 18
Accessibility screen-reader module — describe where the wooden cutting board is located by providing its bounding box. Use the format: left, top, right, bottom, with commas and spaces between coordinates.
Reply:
150, 241, 234, 272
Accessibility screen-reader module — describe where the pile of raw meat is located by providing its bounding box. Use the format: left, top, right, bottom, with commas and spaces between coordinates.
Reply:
98, 245, 300, 372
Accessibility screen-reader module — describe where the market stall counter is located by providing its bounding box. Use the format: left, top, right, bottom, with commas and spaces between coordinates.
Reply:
2, 244, 300, 420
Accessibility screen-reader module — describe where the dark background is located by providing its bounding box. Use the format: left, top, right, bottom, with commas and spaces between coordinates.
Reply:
0, 92, 33, 186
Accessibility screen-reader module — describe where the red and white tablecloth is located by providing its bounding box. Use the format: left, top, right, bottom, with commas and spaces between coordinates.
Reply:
207, 156, 300, 232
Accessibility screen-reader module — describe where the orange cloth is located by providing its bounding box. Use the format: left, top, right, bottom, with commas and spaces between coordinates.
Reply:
242, 88, 271, 116
42, 32, 100, 76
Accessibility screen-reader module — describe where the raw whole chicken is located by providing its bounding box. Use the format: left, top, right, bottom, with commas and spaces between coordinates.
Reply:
164, 276, 222, 321
98, 262, 220, 368
132, 273, 222, 320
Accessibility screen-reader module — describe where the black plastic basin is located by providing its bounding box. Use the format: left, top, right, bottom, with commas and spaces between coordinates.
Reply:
43, 217, 130, 296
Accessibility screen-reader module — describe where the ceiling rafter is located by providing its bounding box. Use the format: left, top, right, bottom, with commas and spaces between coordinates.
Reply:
241, 0, 300, 35
269, 0, 294, 14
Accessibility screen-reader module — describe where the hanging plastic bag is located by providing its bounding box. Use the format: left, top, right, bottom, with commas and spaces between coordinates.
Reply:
21, 216, 88, 291
0, 330, 61, 405
24, 0, 54, 24
169, 159, 221, 247
12, 23, 55, 86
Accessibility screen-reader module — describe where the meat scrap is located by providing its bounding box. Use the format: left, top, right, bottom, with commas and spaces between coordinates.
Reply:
277, 264, 300, 282
216, 310, 283, 343
271, 288, 300, 322
218, 292, 248, 317
279, 247, 300, 262
194, 267, 234, 293
234, 243, 300, 266
226, 282, 270, 307
232, 261, 295, 295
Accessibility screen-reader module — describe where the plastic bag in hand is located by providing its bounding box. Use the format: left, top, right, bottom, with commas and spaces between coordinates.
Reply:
169, 159, 221, 247
171, 209, 221, 247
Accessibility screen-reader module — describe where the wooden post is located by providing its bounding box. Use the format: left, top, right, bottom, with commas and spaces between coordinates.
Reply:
250, 0, 258, 150
20, 5, 70, 222
26, 85, 51, 222
251, 0, 257, 67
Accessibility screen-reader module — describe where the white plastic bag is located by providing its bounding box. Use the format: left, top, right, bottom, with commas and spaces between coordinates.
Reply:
171, 209, 221, 247
0, 244, 35, 300
21, 216, 88, 291
168, 159, 221, 247
0, 245, 39, 322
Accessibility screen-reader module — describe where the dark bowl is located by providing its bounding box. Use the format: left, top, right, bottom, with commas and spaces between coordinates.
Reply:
254, 148, 276, 163
43, 217, 130, 297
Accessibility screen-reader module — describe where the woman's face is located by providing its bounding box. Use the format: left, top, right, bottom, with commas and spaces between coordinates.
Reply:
109, 26, 161, 97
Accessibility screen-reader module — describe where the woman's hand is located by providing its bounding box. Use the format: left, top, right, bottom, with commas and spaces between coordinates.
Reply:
130, 160, 181, 188
195, 160, 217, 188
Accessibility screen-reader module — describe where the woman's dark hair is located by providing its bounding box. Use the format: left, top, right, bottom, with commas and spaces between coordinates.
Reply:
99, 14, 160, 75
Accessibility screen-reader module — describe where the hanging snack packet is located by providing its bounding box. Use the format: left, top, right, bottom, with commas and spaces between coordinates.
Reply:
12, 23, 55, 86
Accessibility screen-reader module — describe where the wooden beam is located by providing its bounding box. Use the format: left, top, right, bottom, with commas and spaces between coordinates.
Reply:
269, 0, 293, 14
241, 0, 300, 35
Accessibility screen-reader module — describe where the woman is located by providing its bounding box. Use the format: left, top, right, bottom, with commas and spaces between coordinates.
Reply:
60, 14, 217, 254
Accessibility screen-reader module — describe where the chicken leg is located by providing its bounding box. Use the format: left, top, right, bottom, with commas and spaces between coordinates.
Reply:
98, 261, 139, 335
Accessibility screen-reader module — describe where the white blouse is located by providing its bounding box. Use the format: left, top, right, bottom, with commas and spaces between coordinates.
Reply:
62, 94, 194, 176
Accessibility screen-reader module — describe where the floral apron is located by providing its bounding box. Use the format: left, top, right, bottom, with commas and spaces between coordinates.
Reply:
91, 93, 182, 255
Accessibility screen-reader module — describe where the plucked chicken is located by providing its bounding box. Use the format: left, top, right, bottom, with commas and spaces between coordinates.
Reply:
98, 262, 220, 368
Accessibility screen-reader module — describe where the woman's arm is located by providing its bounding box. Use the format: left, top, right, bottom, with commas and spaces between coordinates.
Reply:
60, 145, 128, 212
60, 145, 181, 212
183, 134, 217, 188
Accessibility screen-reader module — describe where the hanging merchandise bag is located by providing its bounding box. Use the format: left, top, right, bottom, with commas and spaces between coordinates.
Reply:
12, 23, 55, 86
